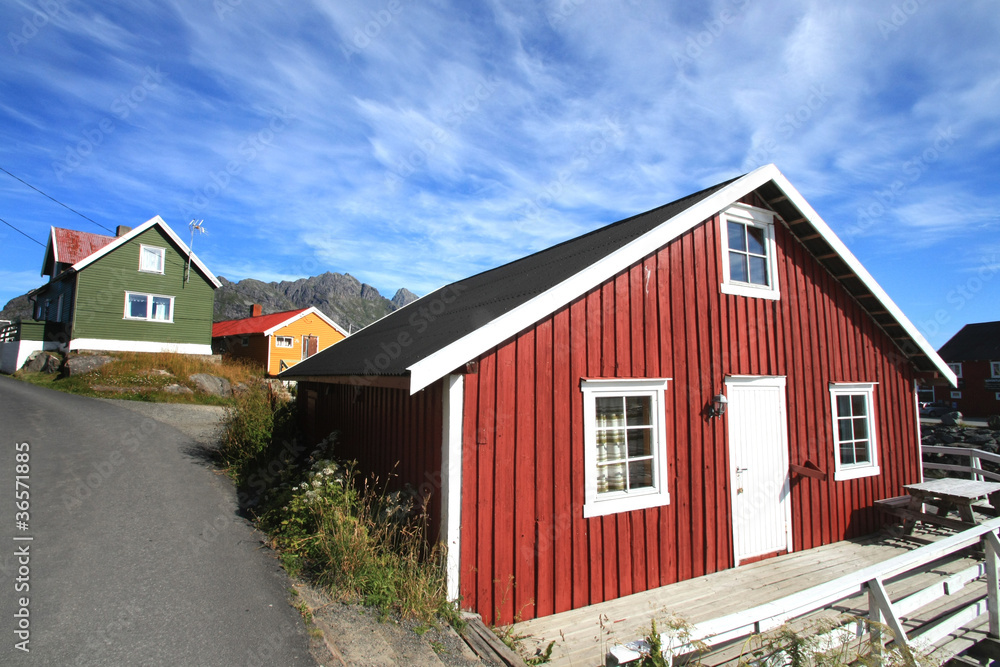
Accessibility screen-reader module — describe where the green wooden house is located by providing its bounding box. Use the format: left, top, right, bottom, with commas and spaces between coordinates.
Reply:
3, 216, 221, 368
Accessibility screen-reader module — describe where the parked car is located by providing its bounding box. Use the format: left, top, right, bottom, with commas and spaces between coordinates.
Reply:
920, 401, 953, 418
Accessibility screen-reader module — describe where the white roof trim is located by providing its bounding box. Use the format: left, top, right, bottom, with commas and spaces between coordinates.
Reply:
405, 164, 955, 393
49, 227, 59, 264
263, 306, 349, 337
69, 215, 222, 288
765, 171, 956, 387
40, 228, 57, 277
407, 164, 776, 392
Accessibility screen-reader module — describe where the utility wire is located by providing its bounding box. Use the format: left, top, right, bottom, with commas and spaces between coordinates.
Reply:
0, 216, 45, 247
0, 165, 114, 233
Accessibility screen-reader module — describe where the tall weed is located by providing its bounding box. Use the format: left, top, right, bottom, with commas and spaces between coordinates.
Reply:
256, 433, 456, 624
220, 410, 456, 625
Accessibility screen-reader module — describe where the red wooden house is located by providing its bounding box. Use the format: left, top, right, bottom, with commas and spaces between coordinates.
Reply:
932, 321, 1000, 417
281, 164, 955, 626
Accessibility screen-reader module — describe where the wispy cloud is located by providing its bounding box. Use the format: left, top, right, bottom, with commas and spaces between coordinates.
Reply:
0, 0, 997, 333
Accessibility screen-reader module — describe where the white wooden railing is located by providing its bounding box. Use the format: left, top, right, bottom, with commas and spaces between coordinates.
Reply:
924, 445, 1000, 483
607, 518, 1000, 665
0, 322, 17, 342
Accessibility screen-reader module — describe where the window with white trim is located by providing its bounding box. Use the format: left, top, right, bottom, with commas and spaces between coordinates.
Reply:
139, 245, 166, 274
720, 204, 780, 300
275, 336, 293, 348
991, 361, 1000, 378
830, 383, 880, 481
951, 391, 962, 400
582, 379, 670, 518
124, 292, 173, 322
948, 363, 963, 379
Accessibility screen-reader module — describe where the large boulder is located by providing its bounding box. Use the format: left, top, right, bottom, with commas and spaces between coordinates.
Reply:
941, 411, 963, 426
188, 373, 232, 397
264, 378, 293, 402
163, 383, 194, 395
62, 355, 113, 377
21, 351, 61, 374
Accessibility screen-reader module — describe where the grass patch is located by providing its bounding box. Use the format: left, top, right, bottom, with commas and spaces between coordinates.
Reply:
14, 351, 263, 405
259, 439, 457, 625
219, 391, 458, 627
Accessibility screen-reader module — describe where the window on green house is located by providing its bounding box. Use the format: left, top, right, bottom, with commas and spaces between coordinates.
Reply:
125, 292, 173, 322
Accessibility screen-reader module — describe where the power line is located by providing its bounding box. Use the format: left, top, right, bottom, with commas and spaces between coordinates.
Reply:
0, 216, 45, 247
0, 165, 114, 233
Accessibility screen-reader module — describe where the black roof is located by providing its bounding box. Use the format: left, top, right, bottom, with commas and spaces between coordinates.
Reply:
937, 321, 1000, 362
281, 176, 739, 380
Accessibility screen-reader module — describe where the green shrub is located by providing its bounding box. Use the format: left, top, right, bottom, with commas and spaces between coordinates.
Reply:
218, 382, 458, 626
218, 381, 297, 483
255, 435, 454, 623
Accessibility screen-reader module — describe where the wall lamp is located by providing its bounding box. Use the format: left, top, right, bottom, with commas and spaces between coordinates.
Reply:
709, 393, 728, 418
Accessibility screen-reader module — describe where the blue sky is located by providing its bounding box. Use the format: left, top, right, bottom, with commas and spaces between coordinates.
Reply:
0, 0, 997, 347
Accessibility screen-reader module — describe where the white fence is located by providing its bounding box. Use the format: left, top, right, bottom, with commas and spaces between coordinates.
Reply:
608, 518, 1000, 665
924, 444, 1000, 483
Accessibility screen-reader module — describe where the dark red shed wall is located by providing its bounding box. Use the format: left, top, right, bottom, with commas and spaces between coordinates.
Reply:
460, 198, 922, 625
297, 382, 444, 539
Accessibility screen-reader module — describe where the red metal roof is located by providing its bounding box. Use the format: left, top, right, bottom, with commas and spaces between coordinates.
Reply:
212, 309, 309, 337
53, 228, 116, 265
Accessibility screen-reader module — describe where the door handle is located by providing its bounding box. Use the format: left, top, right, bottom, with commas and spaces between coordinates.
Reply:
735, 467, 748, 474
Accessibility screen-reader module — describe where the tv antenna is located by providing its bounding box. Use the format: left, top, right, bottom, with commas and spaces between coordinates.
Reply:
185, 219, 206, 284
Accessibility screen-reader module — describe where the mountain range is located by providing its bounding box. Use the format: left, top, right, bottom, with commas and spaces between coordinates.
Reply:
0, 271, 419, 333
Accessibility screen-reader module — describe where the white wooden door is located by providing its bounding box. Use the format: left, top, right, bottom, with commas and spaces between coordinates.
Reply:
726, 376, 792, 565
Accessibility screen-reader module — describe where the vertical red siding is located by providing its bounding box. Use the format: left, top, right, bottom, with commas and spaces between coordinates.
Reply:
460, 209, 922, 625
296, 381, 444, 540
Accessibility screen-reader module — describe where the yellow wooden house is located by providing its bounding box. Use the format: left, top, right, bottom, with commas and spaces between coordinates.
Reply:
212, 305, 348, 376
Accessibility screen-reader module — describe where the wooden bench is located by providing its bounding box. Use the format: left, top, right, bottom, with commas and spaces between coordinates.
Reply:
874, 495, 976, 533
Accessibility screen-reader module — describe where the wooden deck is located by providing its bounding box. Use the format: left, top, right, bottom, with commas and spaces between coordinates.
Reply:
510, 525, 991, 666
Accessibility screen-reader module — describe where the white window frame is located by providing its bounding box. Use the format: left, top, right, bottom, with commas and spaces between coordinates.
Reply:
123, 291, 174, 323
991, 361, 1000, 378
830, 382, 880, 481
581, 378, 671, 518
54, 294, 63, 323
719, 203, 780, 301
948, 363, 963, 379
139, 245, 166, 274
951, 391, 962, 400
275, 336, 293, 348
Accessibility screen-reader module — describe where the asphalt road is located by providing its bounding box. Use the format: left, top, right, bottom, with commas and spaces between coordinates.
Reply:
0, 376, 319, 666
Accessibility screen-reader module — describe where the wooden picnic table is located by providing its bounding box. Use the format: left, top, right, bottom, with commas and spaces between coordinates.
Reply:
902, 477, 1000, 534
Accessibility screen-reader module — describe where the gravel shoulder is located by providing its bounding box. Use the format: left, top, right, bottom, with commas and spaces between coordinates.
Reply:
99, 398, 227, 449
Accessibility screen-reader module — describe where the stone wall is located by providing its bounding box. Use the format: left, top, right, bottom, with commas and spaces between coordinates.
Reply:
921, 421, 1000, 477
